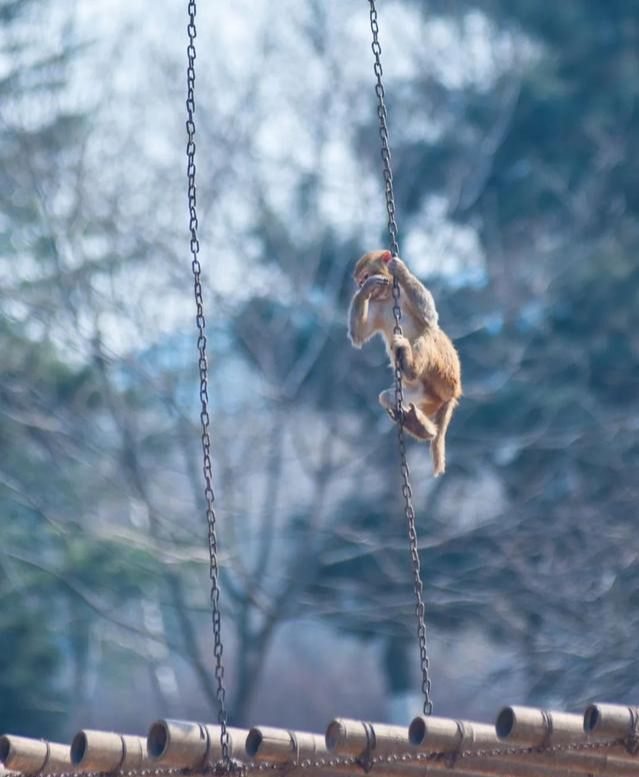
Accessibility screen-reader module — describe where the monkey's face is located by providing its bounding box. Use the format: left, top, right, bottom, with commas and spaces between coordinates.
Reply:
354, 250, 393, 299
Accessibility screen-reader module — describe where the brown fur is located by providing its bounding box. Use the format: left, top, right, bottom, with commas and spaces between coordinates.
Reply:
348, 250, 462, 477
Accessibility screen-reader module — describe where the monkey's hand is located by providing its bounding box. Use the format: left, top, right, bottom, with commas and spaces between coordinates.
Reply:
360, 274, 390, 299
384, 255, 439, 327
391, 333, 410, 363
391, 334, 417, 380
384, 255, 407, 278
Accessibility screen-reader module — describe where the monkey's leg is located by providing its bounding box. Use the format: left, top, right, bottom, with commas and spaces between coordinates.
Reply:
419, 392, 443, 418
391, 335, 419, 380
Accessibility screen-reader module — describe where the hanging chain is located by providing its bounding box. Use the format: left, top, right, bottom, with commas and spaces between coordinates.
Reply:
186, 0, 232, 766
368, 0, 433, 716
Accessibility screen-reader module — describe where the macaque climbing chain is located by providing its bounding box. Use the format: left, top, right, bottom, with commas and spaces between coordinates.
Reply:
185, 0, 231, 768
368, 0, 433, 715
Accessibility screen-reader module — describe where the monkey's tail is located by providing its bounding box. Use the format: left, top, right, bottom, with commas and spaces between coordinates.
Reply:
430, 398, 458, 477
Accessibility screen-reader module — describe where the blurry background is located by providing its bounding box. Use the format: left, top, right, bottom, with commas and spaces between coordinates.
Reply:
2, 0, 639, 741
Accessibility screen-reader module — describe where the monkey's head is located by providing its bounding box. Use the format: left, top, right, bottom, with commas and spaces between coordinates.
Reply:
354, 250, 393, 299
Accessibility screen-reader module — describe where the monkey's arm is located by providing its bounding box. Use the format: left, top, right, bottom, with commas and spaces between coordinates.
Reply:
347, 275, 388, 348
348, 290, 370, 348
387, 256, 438, 327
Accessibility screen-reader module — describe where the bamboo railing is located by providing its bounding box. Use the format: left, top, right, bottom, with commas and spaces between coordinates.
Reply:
1, 703, 638, 776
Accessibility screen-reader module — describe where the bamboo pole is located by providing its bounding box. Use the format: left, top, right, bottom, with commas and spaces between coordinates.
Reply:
325, 719, 408, 759
246, 730, 512, 777
147, 719, 206, 768
409, 716, 499, 752
581, 703, 639, 764
325, 718, 588, 777
495, 705, 586, 746
584, 703, 639, 740
146, 719, 248, 768
70, 730, 150, 772
246, 727, 327, 762
0, 736, 70, 774
409, 713, 639, 776
494, 705, 639, 773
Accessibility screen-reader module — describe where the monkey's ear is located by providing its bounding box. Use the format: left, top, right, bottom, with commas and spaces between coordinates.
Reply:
381, 250, 392, 263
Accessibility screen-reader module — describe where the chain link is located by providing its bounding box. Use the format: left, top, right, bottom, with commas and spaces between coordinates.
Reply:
186, 0, 231, 766
368, 0, 433, 716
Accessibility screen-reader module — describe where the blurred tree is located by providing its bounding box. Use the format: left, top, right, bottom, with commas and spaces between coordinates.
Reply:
0, 0, 86, 736
0, 0, 160, 736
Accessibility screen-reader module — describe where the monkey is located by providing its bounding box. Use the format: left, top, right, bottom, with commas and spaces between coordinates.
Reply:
347, 249, 462, 477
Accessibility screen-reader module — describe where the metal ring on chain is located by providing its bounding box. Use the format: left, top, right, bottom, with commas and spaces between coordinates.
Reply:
357, 722, 376, 774
539, 711, 554, 749
36, 741, 51, 776
287, 732, 300, 767
367, 0, 433, 715
185, 0, 231, 767
627, 707, 639, 755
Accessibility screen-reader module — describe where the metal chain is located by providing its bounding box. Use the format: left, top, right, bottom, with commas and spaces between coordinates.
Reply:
186, 0, 231, 766
368, 0, 433, 716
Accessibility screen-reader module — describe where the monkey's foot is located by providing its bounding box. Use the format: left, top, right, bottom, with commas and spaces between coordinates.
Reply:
402, 403, 437, 441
